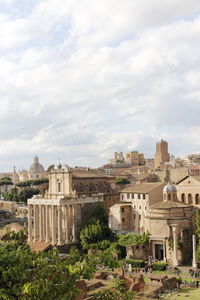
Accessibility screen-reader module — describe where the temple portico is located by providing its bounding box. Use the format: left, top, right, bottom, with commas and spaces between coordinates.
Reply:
28, 201, 78, 245
28, 195, 103, 245
27, 164, 104, 246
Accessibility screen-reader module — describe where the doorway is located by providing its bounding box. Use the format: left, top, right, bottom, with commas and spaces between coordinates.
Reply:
155, 244, 164, 260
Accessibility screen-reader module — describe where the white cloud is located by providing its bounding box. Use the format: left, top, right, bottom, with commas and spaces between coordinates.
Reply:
0, 1, 200, 170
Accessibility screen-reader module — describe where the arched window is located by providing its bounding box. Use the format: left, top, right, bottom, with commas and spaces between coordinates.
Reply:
164, 193, 166, 200
181, 193, 186, 203
195, 194, 200, 205
188, 193, 193, 204
168, 194, 171, 200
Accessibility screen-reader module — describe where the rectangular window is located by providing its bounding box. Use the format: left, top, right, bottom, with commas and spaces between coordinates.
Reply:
127, 193, 130, 199
139, 206, 141, 210
134, 214, 136, 219
138, 194, 141, 199
121, 207, 125, 212
122, 217, 125, 223
58, 182, 61, 193
143, 194, 146, 199
139, 215, 141, 220
132, 193, 134, 199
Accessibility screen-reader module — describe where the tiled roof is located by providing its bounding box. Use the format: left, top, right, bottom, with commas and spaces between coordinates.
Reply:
71, 168, 112, 178
150, 200, 188, 209
121, 182, 165, 193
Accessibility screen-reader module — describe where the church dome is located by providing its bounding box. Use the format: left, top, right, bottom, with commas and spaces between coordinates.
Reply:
29, 156, 45, 178
163, 183, 177, 193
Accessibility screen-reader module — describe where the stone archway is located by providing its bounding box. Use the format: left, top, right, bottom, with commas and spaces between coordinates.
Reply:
195, 194, 200, 205
181, 193, 186, 203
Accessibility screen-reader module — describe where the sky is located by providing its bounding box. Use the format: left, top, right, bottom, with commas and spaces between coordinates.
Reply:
1, 0, 200, 171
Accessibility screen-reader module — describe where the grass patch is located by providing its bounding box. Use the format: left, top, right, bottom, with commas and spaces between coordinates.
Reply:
165, 288, 200, 300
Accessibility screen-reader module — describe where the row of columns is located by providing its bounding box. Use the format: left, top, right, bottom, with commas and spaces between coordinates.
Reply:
28, 204, 77, 245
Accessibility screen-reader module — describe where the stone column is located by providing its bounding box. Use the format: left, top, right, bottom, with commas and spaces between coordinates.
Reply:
192, 234, 197, 268
172, 225, 178, 266
45, 205, 50, 243
28, 205, 32, 242
39, 204, 44, 242
42, 205, 45, 241
72, 204, 76, 243
34, 205, 39, 242
65, 205, 69, 244
57, 206, 62, 245
52, 205, 56, 245
163, 239, 166, 262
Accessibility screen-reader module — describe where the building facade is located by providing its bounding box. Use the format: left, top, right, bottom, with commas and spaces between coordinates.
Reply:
176, 175, 200, 207
125, 151, 145, 166
27, 164, 114, 246
109, 182, 196, 265
109, 182, 165, 233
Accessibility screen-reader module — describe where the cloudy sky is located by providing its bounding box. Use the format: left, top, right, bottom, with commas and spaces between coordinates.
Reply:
1, 0, 200, 171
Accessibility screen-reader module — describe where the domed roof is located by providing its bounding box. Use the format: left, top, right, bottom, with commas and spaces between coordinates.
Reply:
163, 182, 177, 193
29, 156, 45, 173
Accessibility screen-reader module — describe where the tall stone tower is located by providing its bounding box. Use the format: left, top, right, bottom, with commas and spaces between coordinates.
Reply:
154, 139, 170, 169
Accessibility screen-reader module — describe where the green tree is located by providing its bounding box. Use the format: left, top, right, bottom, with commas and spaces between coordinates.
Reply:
90, 203, 108, 225
0, 178, 13, 196
118, 232, 150, 247
0, 177, 12, 182
0, 241, 96, 300
16, 178, 49, 188
3, 186, 40, 204
115, 178, 130, 186
18, 187, 40, 204
80, 220, 113, 250
3, 186, 19, 202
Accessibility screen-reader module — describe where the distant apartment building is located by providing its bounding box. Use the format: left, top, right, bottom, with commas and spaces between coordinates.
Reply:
188, 165, 200, 175
187, 154, 200, 165
126, 151, 146, 166
154, 139, 170, 169
100, 151, 145, 176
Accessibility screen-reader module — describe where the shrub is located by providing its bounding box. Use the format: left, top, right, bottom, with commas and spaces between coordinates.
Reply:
118, 232, 150, 246
80, 220, 113, 250
115, 178, 130, 185
152, 262, 167, 271
124, 259, 145, 268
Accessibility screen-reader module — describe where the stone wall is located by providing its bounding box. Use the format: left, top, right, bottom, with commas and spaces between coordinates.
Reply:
126, 243, 149, 260
0, 200, 16, 213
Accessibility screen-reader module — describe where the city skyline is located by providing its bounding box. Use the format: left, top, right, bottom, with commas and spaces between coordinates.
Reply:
1, 1, 200, 170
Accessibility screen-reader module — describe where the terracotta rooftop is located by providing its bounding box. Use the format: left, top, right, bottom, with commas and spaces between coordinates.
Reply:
150, 200, 189, 209
71, 168, 112, 179
121, 182, 165, 193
